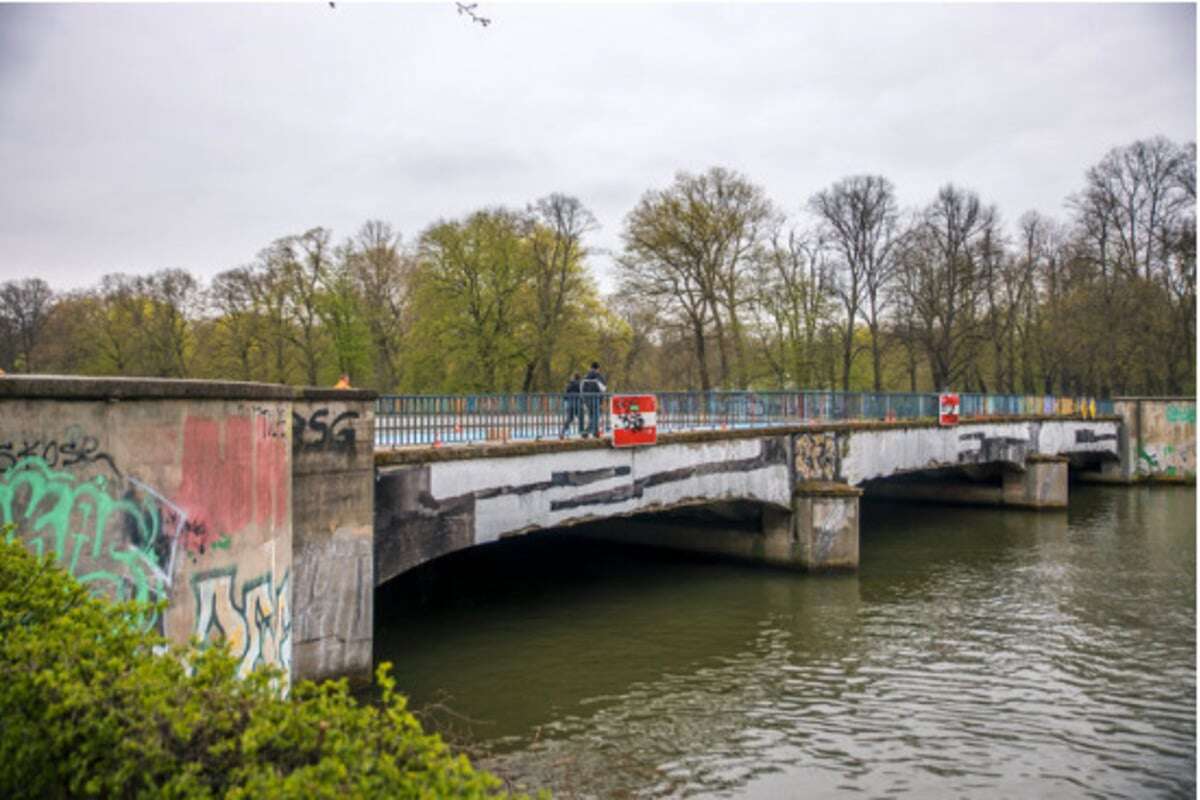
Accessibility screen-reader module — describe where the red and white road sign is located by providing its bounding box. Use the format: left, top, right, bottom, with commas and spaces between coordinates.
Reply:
939, 392, 960, 426
610, 394, 658, 447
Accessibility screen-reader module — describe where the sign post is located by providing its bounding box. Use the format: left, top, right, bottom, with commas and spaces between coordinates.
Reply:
939, 392, 960, 427
610, 394, 658, 447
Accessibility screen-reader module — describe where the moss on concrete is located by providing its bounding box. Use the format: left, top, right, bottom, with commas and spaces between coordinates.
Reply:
793, 480, 863, 498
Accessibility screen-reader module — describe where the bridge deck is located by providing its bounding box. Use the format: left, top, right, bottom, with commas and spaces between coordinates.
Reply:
374, 414, 1120, 464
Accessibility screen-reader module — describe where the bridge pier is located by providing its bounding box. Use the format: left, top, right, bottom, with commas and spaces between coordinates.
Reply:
1002, 455, 1068, 509
792, 482, 861, 571
863, 456, 1068, 510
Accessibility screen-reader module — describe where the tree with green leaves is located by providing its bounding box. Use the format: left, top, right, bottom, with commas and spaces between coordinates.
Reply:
619, 167, 776, 390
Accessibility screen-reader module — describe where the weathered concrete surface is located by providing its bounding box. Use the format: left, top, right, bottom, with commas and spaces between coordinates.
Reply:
376, 417, 1124, 582
572, 503, 803, 569
375, 436, 792, 583
1004, 456, 1068, 508
799, 419, 1120, 485
863, 456, 1068, 510
793, 481, 861, 570
291, 392, 375, 686
0, 380, 294, 681
0, 376, 378, 686
1115, 398, 1196, 482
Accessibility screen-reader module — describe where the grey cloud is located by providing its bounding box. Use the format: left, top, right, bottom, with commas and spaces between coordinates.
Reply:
0, 3, 1193, 292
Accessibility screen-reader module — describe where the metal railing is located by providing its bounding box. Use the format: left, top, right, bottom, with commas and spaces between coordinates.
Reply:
374, 391, 1113, 448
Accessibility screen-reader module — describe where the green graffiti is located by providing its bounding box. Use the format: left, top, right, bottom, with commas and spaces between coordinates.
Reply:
0, 456, 175, 630
1137, 447, 1160, 470
1166, 405, 1196, 424
213, 534, 232, 551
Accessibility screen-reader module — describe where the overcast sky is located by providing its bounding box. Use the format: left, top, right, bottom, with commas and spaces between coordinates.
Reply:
0, 2, 1194, 292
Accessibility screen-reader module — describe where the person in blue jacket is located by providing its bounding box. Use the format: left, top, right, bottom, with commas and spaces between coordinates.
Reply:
581, 362, 607, 438
560, 373, 583, 437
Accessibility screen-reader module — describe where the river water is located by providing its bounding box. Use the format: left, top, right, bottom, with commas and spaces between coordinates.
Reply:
375, 485, 1196, 798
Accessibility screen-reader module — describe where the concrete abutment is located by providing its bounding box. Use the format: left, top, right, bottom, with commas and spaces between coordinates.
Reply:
0, 377, 377, 688
290, 392, 376, 687
792, 482, 861, 571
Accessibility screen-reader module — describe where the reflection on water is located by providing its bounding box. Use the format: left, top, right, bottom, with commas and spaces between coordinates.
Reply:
374, 486, 1196, 798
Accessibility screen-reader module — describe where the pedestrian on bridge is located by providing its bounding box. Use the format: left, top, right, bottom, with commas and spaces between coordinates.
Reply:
582, 361, 607, 438
561, 373, 583, 438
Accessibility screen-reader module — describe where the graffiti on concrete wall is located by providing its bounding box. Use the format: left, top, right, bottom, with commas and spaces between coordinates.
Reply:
292, 408, 360, 452
1137, 443, 1195, 479
192, 566, 291, 679
2, 409, 292, 681
175, 415, 289, 558
0, 456, 185, 630
795, 432, 839, 481
1166, 404, 1196, 424
811, 498, 851, 563
0, 425, 120, 476
957, 431, 1030, 465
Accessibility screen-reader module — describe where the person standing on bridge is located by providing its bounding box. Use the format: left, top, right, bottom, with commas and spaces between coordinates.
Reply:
560, 372, 583, 438
582, 361, 607, 438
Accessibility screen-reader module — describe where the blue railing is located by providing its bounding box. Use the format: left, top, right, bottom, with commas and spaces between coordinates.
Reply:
374, 391, 1112, 448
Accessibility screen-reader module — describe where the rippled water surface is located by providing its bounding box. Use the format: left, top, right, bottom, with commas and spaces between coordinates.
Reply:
375, 486, 1196, 798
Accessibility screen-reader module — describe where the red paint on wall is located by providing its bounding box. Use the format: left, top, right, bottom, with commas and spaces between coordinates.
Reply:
176, 415, 287, 552
254, 415, 289, 527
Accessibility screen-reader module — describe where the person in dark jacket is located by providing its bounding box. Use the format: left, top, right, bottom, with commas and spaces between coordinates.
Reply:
560, 373, 583, 437
581, 362, 607, 438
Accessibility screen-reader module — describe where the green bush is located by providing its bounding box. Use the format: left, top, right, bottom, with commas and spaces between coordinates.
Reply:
0, 529, 520, 799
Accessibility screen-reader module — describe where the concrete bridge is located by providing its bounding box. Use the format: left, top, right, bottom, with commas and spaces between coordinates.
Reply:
0, 377, 1192, 688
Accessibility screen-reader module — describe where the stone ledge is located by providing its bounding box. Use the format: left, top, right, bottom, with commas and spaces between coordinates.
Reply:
1027, 454, 1070, 463
298, 387, 377, 402
0, 374, 377, 402
794, 480, 863, 497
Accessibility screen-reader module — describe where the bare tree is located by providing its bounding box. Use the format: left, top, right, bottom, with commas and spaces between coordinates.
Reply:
0, 278, 54, 372
897, 184, 996, 389
810, 175, 902, 390
1071, 136, 1192, 283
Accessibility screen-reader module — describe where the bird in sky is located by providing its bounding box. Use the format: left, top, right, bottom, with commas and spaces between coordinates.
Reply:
455, 2, 492, 27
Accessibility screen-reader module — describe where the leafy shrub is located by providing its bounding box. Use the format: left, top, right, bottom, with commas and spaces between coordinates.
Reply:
0, 530, 520, 799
